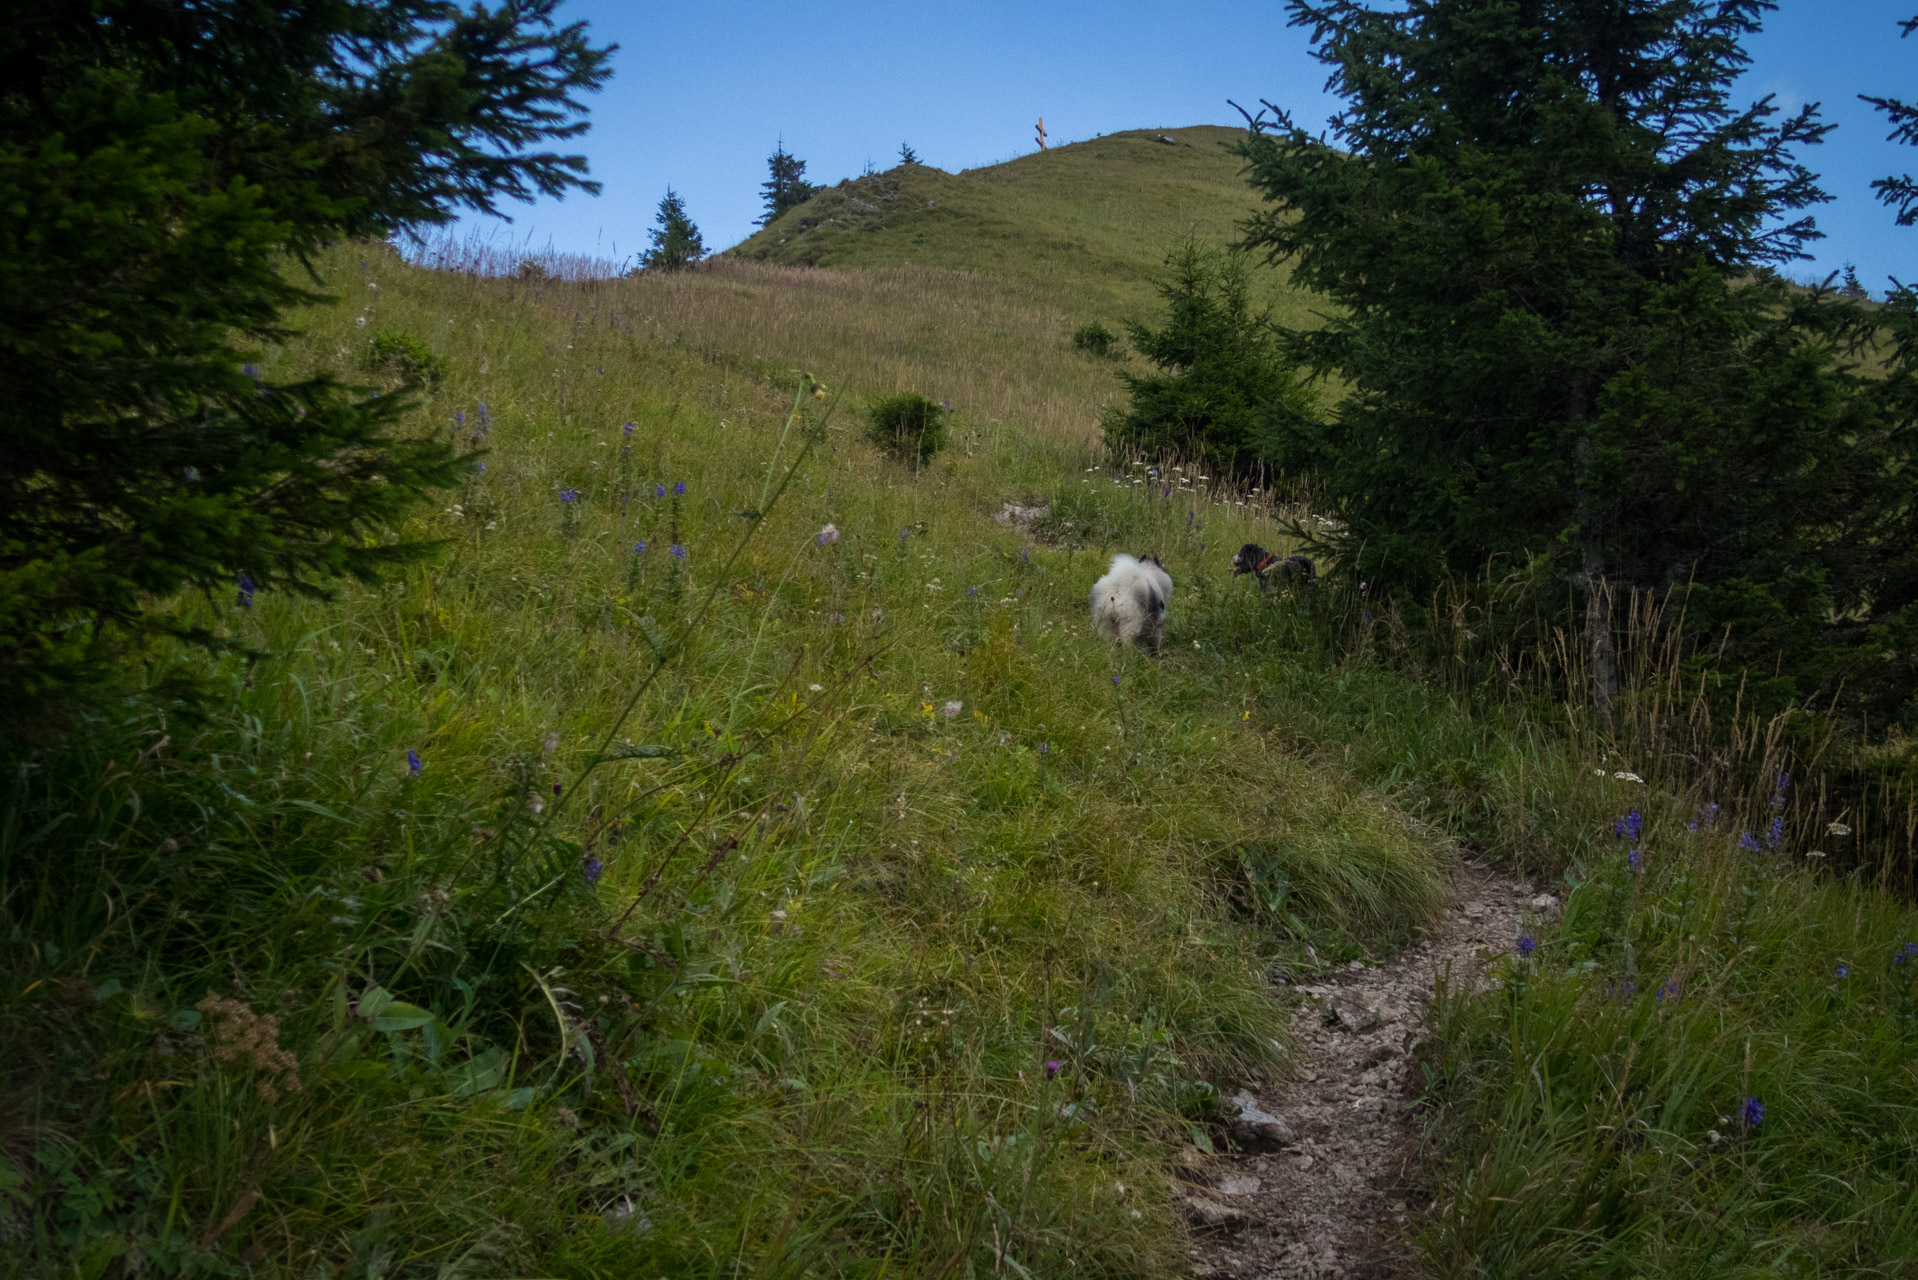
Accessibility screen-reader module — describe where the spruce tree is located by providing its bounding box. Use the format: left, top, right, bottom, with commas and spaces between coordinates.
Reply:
641, 188, 705, 270
1239, 0, 1907, 722
1863, 15, 1918, 225
759, 142, 818, 226
1102, 241, 1314, 478
0, 1, 612, 735
900, 142, 920, 165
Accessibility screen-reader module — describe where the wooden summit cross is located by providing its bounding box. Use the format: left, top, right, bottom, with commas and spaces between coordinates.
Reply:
1035, 117, 1047, 151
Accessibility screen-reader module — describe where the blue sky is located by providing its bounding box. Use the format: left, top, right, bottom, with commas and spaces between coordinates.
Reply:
466, 1, 1916, 290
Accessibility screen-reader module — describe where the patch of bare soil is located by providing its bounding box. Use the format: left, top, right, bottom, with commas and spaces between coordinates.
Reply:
1180, 861, 1552, 1279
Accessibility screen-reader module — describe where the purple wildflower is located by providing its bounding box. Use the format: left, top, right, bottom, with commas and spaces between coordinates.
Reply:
236, 573, 256, 608
669, 544, 687, 560
1038, 742, 1051, 755
1897, 942, 1918, 966
477, 401, 491, 424
1739, 831, 1761, 852
632, 541, 647, 555
1516, 935, 1536, 956
1628, 847, 1642, 872
407, 749, 423, 776
674, 481, 687, 496
553, 781, 562, 797
622, 421, 635, 437
242, 363, 260, 378
474, 461, 486, 473
1655, 980, 1679, 1001
654, 484, 667, 499
1112, 675, 1121, 687
583, 856, 604, 884
1044, 1060, 1061, 1078
1740, 1096, 1764, 1130
1766, 816, 1785, 849
1836, 961, 1850, 979
559, 488, 579, 504
967, 585, 980, 597
1614, 810, 1643, 841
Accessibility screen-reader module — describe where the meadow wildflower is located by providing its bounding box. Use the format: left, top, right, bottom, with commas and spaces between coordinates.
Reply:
1766, 816, 1785, 849
816, 523, 840, 545
1038, 742, 1051, 755
474, 461, 486, 473
1739, 831, 1761, 852
669, 544, 687, 560
477, 401, 491, 424
1614, 810, 1642, 840
1628, 847, 1642, 871
1112, 675, 1121, 687
967, 585, 980, 597
1897, 942, 1918, 966
943, 700, 963, 719
1740, 1096, 1764, 1130
622, 420, 635, 436
1517, 935, 1536, 956
242, 363, 260, 378
235, 572, 257, 609
1837, 961, 1850, 979
583, 856, 604, 884
1045, 1061, 1061, 1078
406, 749, 422, 776
559, 488, 579, 503
1828, 820, 1852, 836
1655, 980, 1681, 1001
632, 541, 647, 555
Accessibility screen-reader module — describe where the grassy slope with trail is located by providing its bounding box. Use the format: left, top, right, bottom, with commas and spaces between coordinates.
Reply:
7, 127, 1918, 1278
3, 140, 1443, 1275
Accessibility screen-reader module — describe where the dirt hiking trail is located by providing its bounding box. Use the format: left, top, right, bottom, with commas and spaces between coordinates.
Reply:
1181, 861, 1548, 1279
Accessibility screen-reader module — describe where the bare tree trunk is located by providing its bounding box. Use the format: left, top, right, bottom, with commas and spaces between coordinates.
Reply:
1572, 432, 1618, 736
1582, 532, 1618, 736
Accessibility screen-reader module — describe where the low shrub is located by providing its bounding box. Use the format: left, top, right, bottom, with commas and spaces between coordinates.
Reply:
864, 392, 948, 467
1071, 321, 1121, 358
363, 328, 450, 388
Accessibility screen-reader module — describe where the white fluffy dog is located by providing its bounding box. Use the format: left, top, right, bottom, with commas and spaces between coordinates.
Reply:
1089, 553, 1173, 653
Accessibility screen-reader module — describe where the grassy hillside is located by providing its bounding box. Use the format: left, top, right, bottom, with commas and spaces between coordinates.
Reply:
3, 238, 1457, 1277
729, 127, 1314, 324
11, 121, 1918, 1280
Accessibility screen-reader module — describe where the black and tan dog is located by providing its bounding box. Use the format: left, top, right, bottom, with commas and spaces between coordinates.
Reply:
1231, 543, 1316, 591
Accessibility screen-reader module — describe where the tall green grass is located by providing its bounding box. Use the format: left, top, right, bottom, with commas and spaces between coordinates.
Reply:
0, 243, 1448, 1277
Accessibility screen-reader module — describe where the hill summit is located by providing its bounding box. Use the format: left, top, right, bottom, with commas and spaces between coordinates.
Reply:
729, 126, 1270, 311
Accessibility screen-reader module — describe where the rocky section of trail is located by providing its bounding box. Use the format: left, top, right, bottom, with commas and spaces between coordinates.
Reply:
1180, 862, 1551, 1279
